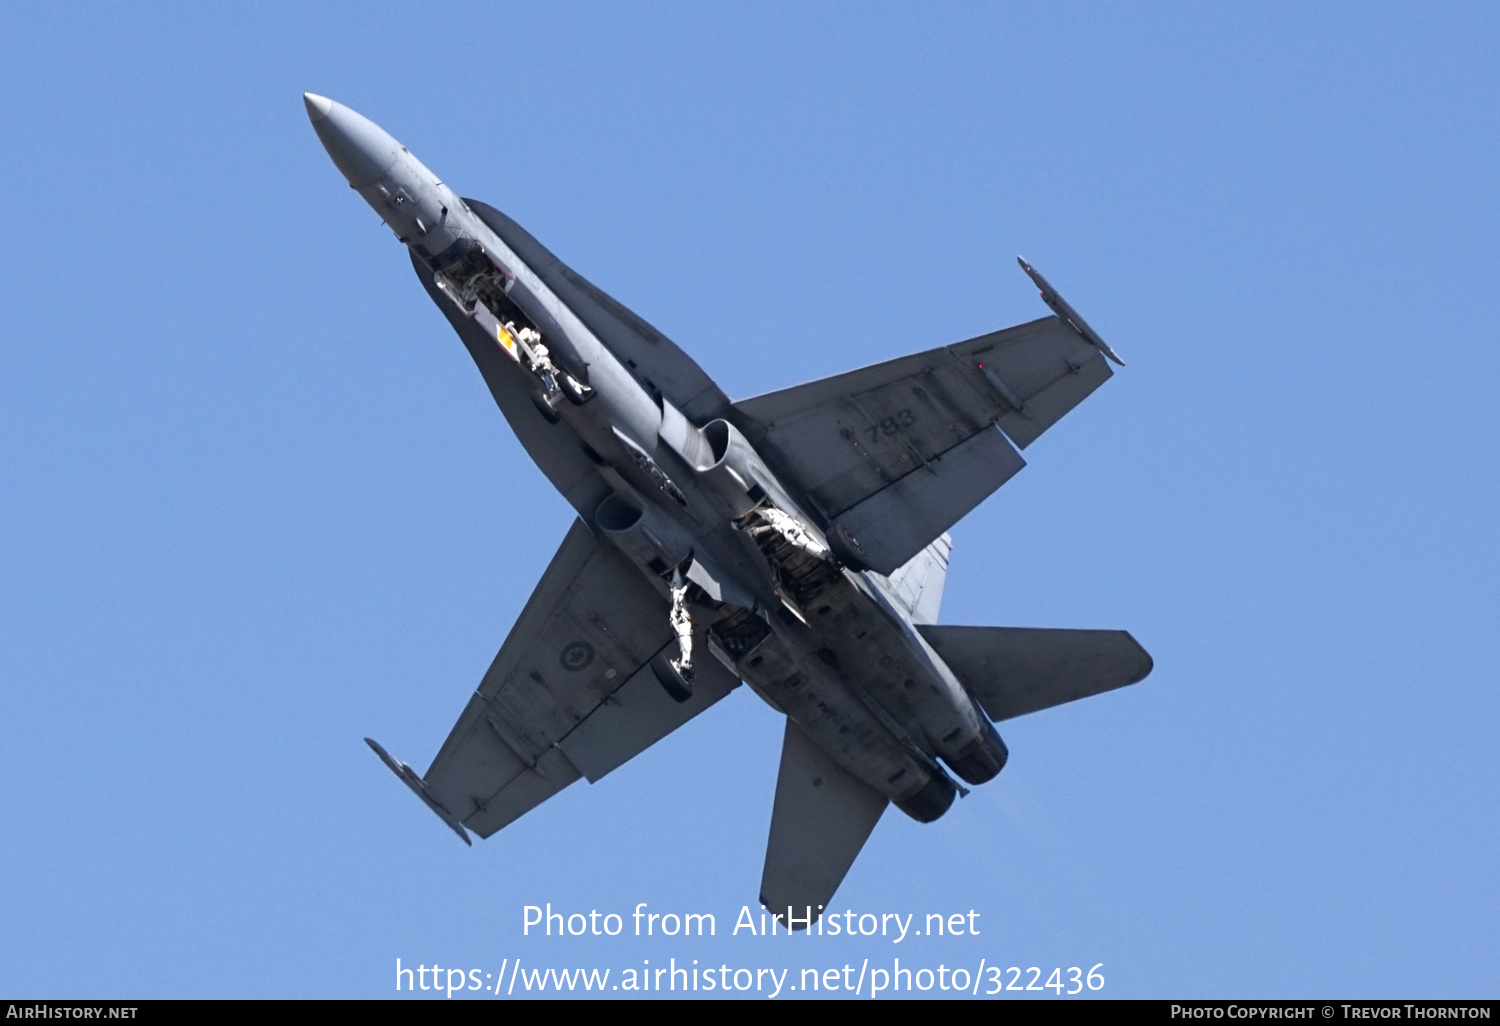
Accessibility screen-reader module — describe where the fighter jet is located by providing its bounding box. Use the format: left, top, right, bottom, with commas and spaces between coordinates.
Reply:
306, 93, 1151, 923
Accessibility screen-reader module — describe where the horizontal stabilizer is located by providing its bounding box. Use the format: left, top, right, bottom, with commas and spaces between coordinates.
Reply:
761, 718, 887, 928
916, 626, 1152, 722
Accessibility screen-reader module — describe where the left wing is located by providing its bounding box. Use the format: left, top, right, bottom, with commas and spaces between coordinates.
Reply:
732, 316, 1112, 574
386, 519, 739, 840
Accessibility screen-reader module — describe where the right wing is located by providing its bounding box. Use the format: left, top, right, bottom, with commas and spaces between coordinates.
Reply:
732, 316, 1112, 574
409, 519, 739, 839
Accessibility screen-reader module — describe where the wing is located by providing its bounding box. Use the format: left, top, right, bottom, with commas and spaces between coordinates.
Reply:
411, 519, 740, 839
465, 199, 734, 423
760, 717, 888, 927
917, 625, 1152, 722
731, 316, 1112, 574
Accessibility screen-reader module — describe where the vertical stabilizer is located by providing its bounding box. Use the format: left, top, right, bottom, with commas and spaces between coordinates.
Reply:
884, 533, 952, 624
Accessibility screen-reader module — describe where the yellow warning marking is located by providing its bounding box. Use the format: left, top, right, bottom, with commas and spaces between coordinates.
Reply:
497, 325, 517, 358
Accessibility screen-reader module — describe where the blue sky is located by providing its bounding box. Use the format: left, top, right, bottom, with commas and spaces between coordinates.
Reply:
1, 3, 1496, 999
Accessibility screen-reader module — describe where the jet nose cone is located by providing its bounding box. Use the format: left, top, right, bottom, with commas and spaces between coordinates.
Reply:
303, 93, 402, 189
303, 92, 333, 122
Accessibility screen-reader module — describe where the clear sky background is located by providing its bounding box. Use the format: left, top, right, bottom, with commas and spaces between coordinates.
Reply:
2, 2, 1496, 1000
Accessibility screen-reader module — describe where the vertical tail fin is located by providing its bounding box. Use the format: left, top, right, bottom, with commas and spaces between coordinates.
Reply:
884, 533, 952, 625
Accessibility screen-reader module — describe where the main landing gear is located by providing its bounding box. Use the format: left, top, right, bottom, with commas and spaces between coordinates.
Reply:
652, 567, 696, 703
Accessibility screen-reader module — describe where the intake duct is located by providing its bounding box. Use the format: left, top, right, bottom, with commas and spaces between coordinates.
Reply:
595, 493, 693, 575
691, 419, 774, 518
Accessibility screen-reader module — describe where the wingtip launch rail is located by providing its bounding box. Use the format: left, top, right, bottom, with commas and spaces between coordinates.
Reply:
1017, 256, 1126, 366
365, 737, 472, 846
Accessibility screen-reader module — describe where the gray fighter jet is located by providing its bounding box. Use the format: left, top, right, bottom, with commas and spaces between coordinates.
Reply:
306, 94, 1151, 924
